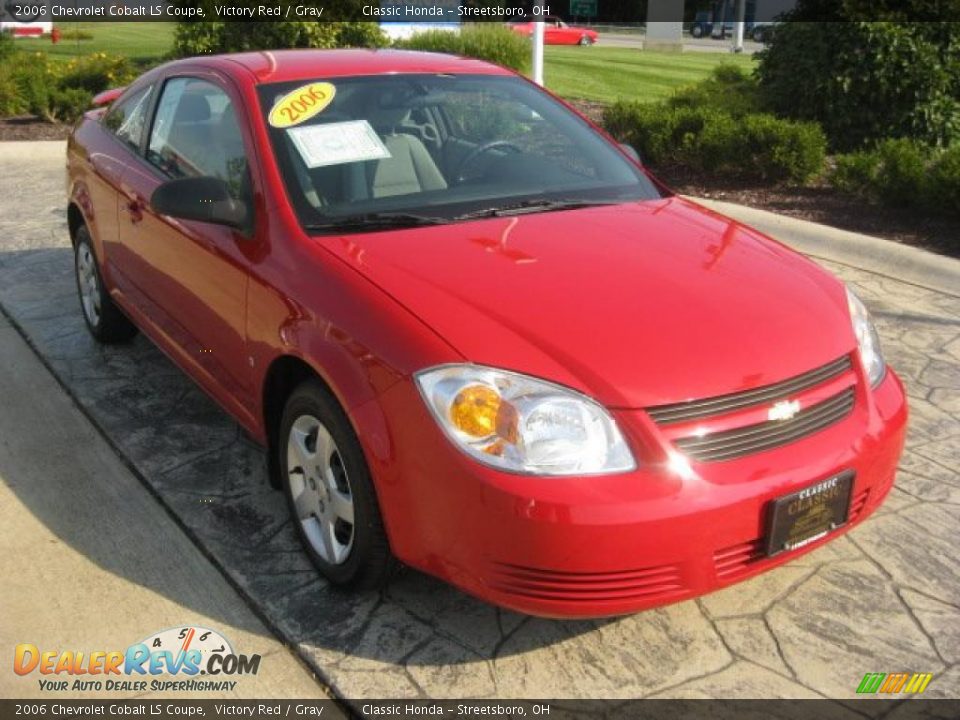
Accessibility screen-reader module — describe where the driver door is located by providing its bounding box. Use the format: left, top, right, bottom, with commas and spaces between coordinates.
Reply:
116, 73, 257, 419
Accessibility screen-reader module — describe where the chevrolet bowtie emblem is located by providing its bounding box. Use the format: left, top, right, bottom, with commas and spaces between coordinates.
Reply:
768, 399, 801, 422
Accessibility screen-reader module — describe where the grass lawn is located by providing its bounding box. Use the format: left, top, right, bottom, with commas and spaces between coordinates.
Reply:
544, 45, 757, 104
14, 22, 175, 65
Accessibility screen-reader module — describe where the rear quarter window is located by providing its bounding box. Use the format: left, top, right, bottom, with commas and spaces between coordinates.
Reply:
103, 85, 154, 152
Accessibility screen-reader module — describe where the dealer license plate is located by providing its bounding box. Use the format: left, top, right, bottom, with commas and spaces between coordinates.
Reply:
765, 471, 854, 557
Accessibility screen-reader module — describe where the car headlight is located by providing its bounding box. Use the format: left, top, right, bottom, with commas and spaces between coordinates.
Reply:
846, 286, 886, 387
415, 365, 636, 476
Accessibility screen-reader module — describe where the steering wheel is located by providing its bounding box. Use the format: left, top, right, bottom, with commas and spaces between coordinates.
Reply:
455, 141, 523, 183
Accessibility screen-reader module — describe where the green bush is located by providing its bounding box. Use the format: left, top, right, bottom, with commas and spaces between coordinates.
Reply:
0, 29, 14, 61
11, 56, 56, 120
927, 145, 960, 214
756, 22, 960, 151
58, 29, 94, 41
832, 139, 960, 215
60, 52, 137, 95
0, 72, 25, 116
668, 64, 761, 118
49, 87, 94, 123
395, 24, 530, 73
171, 22, 222, 56
172, 21, 388, 57
602, 101, 826, 183
1, 50, 128, 123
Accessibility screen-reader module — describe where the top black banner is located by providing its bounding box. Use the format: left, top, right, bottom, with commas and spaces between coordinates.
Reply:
1, 0, 957, 24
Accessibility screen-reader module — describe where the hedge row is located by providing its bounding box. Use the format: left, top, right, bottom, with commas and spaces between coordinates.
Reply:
832, 139, 960, 216
394, 24, 530, 73
172, 21, 388, 56
603, 67, 826, 184
0, 51, 138, 123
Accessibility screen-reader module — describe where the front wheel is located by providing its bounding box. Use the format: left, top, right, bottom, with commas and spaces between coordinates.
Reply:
578, 35, 593, 46
74, 227, 137, 343
279, 379, 394, 589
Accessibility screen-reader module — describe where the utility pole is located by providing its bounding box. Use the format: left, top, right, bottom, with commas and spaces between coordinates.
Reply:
732, 0, 746, 53
532, 1, 545, 85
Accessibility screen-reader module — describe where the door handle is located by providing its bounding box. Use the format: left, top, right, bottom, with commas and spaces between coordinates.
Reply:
125, 196, 145, 224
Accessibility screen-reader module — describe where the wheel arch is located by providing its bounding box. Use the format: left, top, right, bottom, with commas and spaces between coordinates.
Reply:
262, 354, 326, 489
67, 202, 86, 244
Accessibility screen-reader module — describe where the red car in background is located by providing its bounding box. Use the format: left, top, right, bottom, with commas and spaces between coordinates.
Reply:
66, 49, 906, 618
509, 16, 599, 45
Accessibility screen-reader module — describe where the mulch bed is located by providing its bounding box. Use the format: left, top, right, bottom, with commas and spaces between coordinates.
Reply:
4, 113, 957, 259
659, 171, 959, 260
0, 116, 73, 141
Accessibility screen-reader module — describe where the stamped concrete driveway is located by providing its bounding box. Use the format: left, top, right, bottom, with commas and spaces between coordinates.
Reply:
0, 141, 957, 703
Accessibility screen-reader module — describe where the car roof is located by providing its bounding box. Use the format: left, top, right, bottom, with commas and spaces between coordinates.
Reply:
173, 49, 513, 85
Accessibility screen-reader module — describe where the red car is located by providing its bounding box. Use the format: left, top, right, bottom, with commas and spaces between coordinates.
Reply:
67, 50, 906, 618
509, 17, 599, 45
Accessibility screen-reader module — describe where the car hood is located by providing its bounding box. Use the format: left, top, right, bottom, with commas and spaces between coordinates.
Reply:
319, 197, 854, 408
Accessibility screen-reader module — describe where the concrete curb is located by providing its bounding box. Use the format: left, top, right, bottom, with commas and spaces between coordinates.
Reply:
690, 197, 960, 298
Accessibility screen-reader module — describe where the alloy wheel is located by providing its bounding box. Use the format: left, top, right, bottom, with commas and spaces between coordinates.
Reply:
286, 414, 355, 565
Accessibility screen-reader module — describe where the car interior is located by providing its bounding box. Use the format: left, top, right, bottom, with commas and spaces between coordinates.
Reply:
263, 76, 630, 218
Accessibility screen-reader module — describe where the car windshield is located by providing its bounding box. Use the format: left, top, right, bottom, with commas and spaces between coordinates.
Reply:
257, 73, 663, 232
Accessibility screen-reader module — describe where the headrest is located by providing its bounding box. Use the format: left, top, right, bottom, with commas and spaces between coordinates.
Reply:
175, 94, 211, 123
369, 106, 409, 132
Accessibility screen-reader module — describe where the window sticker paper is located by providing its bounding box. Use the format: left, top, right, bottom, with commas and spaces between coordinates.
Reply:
287, 120, 392, 168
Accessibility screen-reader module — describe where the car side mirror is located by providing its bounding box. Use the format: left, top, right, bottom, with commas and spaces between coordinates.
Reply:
619, 143, 641, 164
151, 176, 249, 230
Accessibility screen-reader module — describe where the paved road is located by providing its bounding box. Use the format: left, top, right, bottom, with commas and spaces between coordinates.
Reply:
598, 32, 763, 53
0, 142, 957, 703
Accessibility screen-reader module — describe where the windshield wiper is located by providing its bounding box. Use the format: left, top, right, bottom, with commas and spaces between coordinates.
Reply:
304, 212, 447, 233
452, 198, 627, 221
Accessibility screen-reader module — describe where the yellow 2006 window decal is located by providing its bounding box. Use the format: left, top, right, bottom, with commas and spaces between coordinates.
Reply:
268, 83, 336, 129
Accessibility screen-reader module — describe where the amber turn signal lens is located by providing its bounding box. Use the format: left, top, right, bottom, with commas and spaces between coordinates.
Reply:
451, 385, 501, 437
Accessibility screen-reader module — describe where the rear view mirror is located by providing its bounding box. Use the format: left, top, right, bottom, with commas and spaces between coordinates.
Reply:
619, 143, 642, 164
151, 176, 249, 230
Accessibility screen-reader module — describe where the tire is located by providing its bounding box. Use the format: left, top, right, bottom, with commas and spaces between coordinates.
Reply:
691, 25, 704, 38
74, 226, 137, 343
279, 379, 394, 589
752, 28, 765, 43
578, 35, 592, 46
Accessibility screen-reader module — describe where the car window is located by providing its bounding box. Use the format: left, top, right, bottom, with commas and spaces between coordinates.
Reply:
146, 77, 250, 202
258, 74, 660, 226
103, 85, 154, 152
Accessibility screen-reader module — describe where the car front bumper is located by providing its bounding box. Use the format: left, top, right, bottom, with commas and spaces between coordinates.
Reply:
362, 367, 907, 618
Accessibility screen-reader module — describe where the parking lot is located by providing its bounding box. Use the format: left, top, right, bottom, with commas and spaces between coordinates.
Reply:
1, 141, 957, 703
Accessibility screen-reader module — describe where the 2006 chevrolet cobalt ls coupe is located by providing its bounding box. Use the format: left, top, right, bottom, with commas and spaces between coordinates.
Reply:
67, 50, 907, 617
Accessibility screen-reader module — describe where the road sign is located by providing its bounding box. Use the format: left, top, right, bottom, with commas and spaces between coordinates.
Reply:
570, 0, 598, 17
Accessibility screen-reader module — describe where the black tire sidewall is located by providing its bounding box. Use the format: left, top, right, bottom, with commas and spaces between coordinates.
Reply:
278, 381, 391, 589
74, 229, 105, 338
73, 226, 137, 343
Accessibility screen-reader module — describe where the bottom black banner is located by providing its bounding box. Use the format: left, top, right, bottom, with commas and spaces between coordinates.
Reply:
2, 699, 960, 720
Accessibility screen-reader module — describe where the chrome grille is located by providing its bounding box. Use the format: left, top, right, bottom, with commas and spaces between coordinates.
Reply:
648, 356, 852, 425
674, 387, 855, 462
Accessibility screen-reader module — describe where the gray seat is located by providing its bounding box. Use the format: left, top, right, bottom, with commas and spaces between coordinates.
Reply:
366, 107, 447, 199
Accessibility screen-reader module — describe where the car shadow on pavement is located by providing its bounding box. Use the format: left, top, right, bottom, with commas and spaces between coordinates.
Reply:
0, 247, 606, 682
